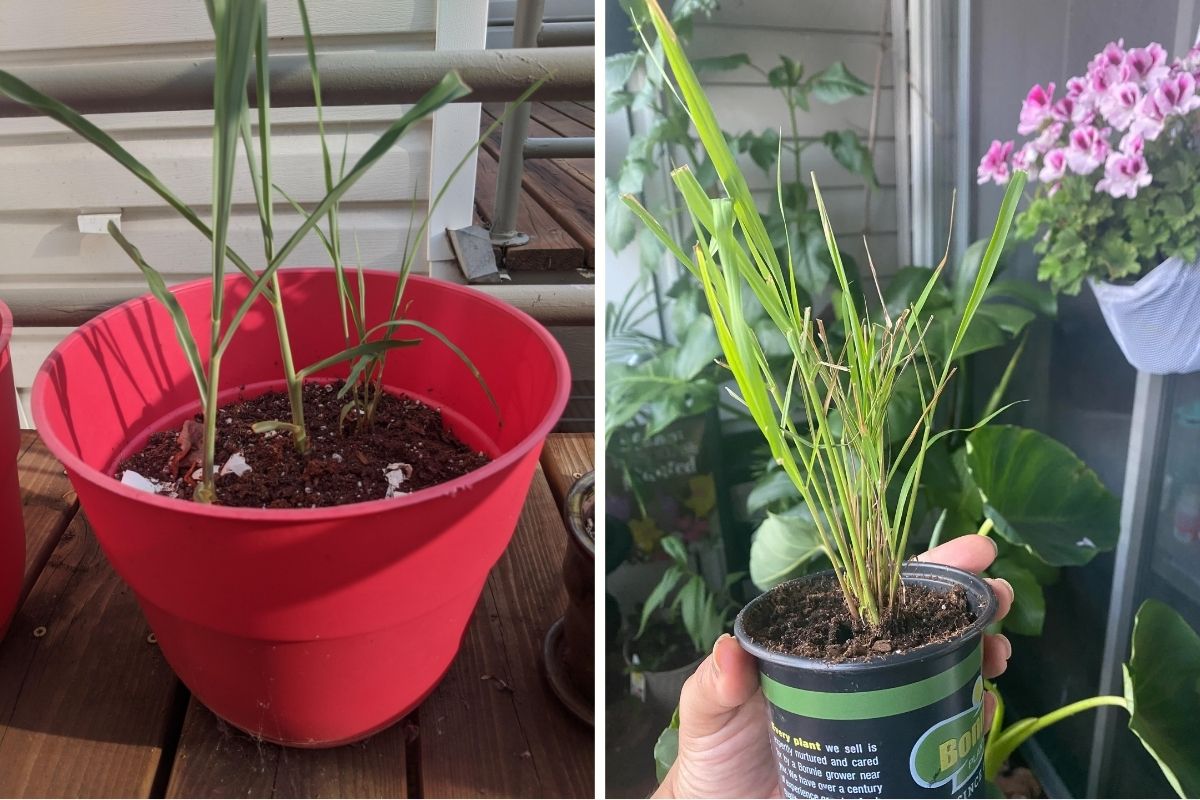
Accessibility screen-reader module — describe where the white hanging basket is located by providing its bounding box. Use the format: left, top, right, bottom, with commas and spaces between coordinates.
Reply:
1089, 255, 1200, 375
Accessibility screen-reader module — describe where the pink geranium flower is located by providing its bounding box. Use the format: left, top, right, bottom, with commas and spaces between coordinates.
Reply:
1099, 82, 1141, 130
1039, 148, 1068, 183
1032, 121, 1064, 153
1018, 83, 1056, 135
977, 139, 1013, 184
1153, 71, 1200, 116
1065, 125, 1109, 174
1096, 151, 1151, 198
1013, 142, 1040, 173
1126, 43, 1170, 84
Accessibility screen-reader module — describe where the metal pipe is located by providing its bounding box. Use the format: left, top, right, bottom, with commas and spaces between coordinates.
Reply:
523, 136, 593, 159
0, 47, 594, 118
490, 0, 546, 246
537, 21, 594, 47
4, 281, 594, 327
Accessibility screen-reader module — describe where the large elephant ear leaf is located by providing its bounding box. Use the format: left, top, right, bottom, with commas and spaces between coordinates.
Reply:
1124, 599, 1200, 798
965, 425, 1119, 566
749, 509, 827, 590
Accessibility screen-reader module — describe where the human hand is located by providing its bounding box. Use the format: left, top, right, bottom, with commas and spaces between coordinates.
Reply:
653, 535, 1014, 799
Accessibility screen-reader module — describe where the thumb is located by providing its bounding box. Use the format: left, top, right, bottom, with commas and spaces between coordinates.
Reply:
678, 633, 760, 739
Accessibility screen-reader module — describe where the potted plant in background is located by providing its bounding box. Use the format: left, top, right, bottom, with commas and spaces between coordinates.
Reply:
0, 298, 24, 639
626, 1, 1029, 793
0, 0, 568, 747
625, 534, 741, 716
979, 39, 1200, 374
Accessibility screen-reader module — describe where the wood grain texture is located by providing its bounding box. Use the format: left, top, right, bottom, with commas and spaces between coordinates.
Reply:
165, 699, 411, 799
15, 433, 78, 600
418, 465, 593, 798
539, 433, 594, 514
474, 138, 587, 273
479, 110, 595, 266
0, 512, 181, 798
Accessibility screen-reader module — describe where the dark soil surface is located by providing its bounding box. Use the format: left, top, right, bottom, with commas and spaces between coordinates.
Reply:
995, 761, 1044, 799
741, 574, 976, 663
117, 382, 490, 508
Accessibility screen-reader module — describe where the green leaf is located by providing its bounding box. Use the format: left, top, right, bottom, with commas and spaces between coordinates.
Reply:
607, 179, 637, 251
746, 468, 800, 515
654, 709, 681, 782
766, 55, 803, 88
986, 279, 1057, 317
808, 61, 871, 104
952, 240, 987, 313
929, 313, 1008, 361
637, 564, 684, 638
1125, 599, 1200, 799
977, 303, 1036, 337
747, 129, 781, 172
660, 534, 690, 565
750, 509, 826, 590
295, 338, 422, 381
882, 266, 952, 321
966, 425, 1120, 567
106, 223, 207, 401
692, 53, 750, 72
987, 557, 1045, 636
822, 130, 876, 185
220, 70, 471, 353
0, 43, 271, 298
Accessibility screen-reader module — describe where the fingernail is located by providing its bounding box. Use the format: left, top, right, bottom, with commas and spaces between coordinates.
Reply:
997, 634, 1012, 659
996, 578, 1014, 600
712, 633, 732, 678
984, 535, 999, 556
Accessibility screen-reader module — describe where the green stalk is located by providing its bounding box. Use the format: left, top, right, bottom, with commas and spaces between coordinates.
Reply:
985, 696, 1127, 780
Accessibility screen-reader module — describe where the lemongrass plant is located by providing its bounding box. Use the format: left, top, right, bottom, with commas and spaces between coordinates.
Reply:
624, 0, 1026, 628
274, 0, 514, 434
0, 0, 514, 502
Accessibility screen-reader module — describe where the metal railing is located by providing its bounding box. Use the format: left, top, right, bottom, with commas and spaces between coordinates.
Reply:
0, 42, 594, 327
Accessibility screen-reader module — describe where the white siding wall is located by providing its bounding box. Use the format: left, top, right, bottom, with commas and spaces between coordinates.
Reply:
689, 0, 898, 274
0, 0, 487, 417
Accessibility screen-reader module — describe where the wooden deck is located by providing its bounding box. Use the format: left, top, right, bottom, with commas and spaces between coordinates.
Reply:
0, 432, 594, 798
474, 101, 595, 276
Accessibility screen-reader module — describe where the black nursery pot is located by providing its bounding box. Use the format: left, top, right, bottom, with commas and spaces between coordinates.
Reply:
734, 563, 997, 800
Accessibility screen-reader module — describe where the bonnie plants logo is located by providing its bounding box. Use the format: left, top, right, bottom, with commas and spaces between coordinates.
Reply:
909, 677, 986, 791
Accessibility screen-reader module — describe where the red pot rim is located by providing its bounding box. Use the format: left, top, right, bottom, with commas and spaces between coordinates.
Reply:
31, 269, 571, 522
0, 298, 11, 354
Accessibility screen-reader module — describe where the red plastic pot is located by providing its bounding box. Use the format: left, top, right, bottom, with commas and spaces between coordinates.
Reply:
32, 269, 570, 746
0, 299, 25, 640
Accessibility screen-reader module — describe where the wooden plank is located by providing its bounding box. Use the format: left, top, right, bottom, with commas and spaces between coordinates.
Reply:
543, 102, 594, 128
484, 104, 593, 192
16, 435, 79, 599
478, 137, 594, 266
539, 433, 595, 514
0, 512, 182, 798
419, 466, 592, 798
165, 699, 411, 799
473, 143, 587, 272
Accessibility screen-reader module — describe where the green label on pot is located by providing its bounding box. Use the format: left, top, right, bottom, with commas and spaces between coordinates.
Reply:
909, 676, 985, 791
760, 644, 981, 720
757, 644, 985, 798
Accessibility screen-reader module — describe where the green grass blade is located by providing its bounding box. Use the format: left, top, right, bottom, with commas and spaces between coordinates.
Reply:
253, 10, 274, 260
0, 67, 273, 301
209, 0, 261, 312
296, 338, 422, 381
107, 223, 208, 400
218, 71, 471, 355
620, 195, 696, 273
945, 172, 1027, 362
364, 319, 501, 421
